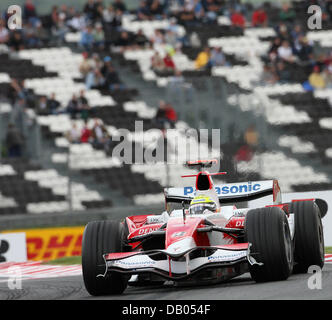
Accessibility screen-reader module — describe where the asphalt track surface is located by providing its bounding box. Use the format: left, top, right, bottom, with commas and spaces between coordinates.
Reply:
0, 264, 331, 300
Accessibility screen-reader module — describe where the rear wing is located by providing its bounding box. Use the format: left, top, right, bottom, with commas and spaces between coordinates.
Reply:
164, 180, 282, 205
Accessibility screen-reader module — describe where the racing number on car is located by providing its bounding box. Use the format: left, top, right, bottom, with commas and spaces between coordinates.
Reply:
0, 240, 9, 262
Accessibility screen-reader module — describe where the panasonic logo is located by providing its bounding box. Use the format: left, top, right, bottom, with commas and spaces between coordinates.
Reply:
184, 183, 261, 196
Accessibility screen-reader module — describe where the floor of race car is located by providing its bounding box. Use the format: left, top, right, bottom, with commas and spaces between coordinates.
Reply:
0, 263, 331, 300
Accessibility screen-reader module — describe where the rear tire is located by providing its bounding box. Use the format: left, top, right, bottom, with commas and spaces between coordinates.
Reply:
290, 201, 324, 273
82, 220, 129, 296
245, 207, 293, 282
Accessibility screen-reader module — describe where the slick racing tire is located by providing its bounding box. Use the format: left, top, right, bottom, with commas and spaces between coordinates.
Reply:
245, 207, 293, 282
82, 220, 129, 296
289, 201, 324, 273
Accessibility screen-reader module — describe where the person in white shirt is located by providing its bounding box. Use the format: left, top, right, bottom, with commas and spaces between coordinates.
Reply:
277, 40, 295, 62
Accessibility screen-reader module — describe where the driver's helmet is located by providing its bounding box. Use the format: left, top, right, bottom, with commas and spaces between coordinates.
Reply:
189, 195, 217, 215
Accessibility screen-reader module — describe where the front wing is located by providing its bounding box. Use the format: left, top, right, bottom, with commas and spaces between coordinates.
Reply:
98, 243, 259, 281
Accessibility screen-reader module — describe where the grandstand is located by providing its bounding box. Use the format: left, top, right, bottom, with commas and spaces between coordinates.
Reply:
0, 0, 332, 217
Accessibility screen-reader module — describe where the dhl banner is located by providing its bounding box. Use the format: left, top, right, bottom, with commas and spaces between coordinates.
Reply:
3, 226, 84, 261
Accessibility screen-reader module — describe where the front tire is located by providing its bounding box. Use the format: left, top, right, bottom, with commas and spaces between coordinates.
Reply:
82, 220, 129, 296
245, 207, 293, 282
290, 201, 324, 273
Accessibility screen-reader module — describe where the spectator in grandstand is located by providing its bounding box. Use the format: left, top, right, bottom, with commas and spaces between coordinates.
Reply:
92, 22, 105, 50
5, 123, 24, 158
85, 67, 105, 89
165, 29, 178, 48
277, 40, 296, 63
36, 96, 48, 115
276, 61, 291, 84
80, 122, 92, 143
104, 64, 125, 91
67, 94, 80, 118
113, 0, 127, 13
150, 29, 165, 45
47, 93, 61, 114
294, 36, 314, 62
78, 90, 91, 120
52, 12, 69, 45
155, 100, 171, 128
66, 122, 81, 144
203, 0, 223, 22
244, 125, 259, 149
80, 25, 95, 51
67, 11, 86, 32
0, 20, 9, 44
275, 23, 291, 42
133, 29, 149, 48
309, 65, 326, 90
194, 46, 210, 70
260, 64, 278, 85
23, 21, 41, 48
23, 0, 38, 24
230, 9, 245, 29
79, 52, 93, 77
110, 9, 124, 30
163, 53, 176, 70
151, 51, 166, 71
91, 118, 111, 150
251, 6, 267, 27
102, 4, 115, 25
268, 37, 281, 61
8, 31, 25, 51
291, 24, 305, 44
100, 55, 112, 75
177, 0, 196, 25
10, 98, 30, 137
114, 31, 132, 51
150, 0, 165, 19
92, 52, 104, 69
279, 2, 296, 24
209, 47, 228, 67
50, 5, 60, 28
315, 54, 327, 73
164, 102, 177, 128
34, 21, 49, 47
137, 1, 151, 20
234, 144, 253, 162
84, 0, 99, 22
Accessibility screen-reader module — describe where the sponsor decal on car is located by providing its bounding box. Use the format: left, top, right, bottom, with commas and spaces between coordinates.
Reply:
108, 258, 156, 268
184, 182, 261, 196
207, 251, 246, 262
171, 231, 187, 238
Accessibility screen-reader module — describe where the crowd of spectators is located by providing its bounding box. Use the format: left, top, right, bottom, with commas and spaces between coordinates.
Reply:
79, 51, 126, 91
3, 0, 332, 157
259, 2, 332, 90
3, 0, 332, 89
65, 117, 111, 151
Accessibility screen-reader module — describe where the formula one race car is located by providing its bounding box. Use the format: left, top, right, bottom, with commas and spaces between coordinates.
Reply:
82, 160, 327, 296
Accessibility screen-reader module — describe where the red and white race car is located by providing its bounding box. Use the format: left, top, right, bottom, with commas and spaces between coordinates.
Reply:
82, 160, 327, 296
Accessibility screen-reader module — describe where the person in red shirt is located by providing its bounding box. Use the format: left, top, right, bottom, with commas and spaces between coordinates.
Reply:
252, 7, 267, 27
163, 53, 176, 70
80, 123, 92, 143
230, 9, 245, 28
165, 103, 177, 122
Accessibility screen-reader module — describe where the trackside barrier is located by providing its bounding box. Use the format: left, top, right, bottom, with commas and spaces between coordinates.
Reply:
3, 226, 84, 261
